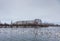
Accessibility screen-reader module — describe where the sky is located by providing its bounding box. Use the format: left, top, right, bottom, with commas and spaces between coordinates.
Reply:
0, 0, 60, 24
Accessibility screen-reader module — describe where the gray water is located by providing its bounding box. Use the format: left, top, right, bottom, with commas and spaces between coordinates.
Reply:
0, 27, 60, 41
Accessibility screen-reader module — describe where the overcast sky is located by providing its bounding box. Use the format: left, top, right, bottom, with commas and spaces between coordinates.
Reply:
0, 0, 60, 24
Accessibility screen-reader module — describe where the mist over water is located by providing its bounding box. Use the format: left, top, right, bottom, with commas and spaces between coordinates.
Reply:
0, 27, 60, 41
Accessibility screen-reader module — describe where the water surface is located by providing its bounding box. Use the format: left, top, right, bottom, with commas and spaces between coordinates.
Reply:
0, 27, 60, 41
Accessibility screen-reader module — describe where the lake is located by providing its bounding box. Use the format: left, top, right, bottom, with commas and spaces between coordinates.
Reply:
0, 27, 60, 41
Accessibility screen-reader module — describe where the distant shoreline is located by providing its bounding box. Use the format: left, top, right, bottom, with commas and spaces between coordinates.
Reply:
0, 19, 60, 28
0, 24, 60, 28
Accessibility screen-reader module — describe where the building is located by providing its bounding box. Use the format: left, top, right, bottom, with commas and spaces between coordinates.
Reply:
34, 19, 42, 24
14, 19, 42, 24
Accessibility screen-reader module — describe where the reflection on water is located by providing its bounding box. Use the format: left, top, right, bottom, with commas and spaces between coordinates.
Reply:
0, 27, 60, 41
